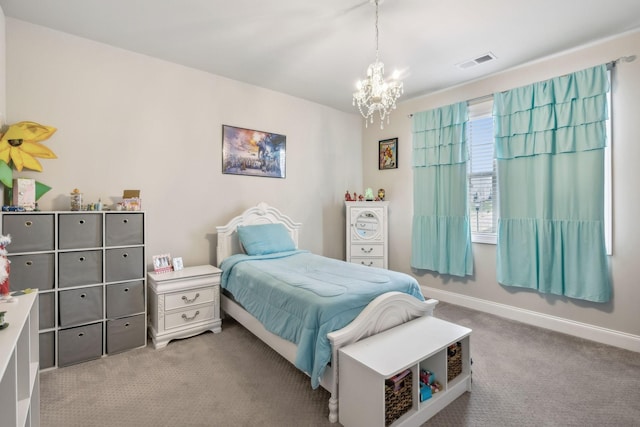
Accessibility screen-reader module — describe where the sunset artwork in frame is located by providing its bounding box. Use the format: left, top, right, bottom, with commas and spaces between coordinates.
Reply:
379, 137, 398, 170
222, 125, 286, 178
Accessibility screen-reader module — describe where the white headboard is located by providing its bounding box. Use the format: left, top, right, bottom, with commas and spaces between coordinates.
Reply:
215, 202, 302, 267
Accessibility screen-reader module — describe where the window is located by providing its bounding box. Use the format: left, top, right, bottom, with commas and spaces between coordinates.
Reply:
467, 99, 497, 244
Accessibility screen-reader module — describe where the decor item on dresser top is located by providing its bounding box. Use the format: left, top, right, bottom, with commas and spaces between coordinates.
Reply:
353, 0, 403, 129
216, 202, 438, 423
379, 137, 398, 170
0, 121, 57, 208
0, 234, 12, 301
222, 125, 286, 179
153, 253, 173, 274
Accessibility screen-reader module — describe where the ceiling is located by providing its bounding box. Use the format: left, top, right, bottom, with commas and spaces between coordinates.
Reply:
1, 0, 640, 113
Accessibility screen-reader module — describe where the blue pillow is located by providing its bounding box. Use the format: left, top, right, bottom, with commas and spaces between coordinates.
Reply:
237, 223, 296, 255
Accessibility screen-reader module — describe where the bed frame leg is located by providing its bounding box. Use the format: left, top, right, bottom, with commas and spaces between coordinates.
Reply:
328, 396, 338, 423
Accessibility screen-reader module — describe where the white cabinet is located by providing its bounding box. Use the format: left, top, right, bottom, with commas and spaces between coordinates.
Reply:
147, 265, 222, 349
0, 291, 40, 427
339, 316, 472, 427
345, 201, 389, 269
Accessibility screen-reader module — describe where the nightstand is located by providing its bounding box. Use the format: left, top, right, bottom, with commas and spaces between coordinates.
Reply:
147, 264, 222, 349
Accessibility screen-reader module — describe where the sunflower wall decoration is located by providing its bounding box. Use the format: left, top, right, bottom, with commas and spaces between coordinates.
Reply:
0, 121, 58, 202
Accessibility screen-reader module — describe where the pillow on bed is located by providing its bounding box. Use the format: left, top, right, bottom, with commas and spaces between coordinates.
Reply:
237, 223, 296, 255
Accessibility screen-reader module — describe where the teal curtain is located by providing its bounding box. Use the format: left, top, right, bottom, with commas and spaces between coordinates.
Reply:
494, 64, 611, 302
411, 102, 473, 277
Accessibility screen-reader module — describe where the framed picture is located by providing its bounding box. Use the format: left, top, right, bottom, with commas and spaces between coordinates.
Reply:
379, 138, 398, 170
152, 253, 173, 274
172, 257, 184, 271
222, 125, 286, 178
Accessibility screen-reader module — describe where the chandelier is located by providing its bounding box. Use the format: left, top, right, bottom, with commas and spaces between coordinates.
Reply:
353, 0, 403, 129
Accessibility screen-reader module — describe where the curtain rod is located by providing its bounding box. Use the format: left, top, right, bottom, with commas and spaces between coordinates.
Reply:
407, 55, 636, 118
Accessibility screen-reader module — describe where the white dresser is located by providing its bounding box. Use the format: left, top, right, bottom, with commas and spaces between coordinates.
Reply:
147, 265, 222, 349
345, 201, 389, 269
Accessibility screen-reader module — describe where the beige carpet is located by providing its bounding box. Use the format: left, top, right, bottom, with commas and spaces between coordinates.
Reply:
40, 302, 640, 426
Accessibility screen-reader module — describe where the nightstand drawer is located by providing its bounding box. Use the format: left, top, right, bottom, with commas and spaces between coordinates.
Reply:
165, 286, 215, 311
350, 257, 385, 268
351, 244, 383, 257
165, 304, 215, 330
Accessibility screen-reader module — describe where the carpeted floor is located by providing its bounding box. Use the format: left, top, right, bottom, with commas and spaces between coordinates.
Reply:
40, 302, 640, 426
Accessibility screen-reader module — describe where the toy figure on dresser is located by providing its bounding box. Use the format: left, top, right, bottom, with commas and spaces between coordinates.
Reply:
0, 234, 14, 302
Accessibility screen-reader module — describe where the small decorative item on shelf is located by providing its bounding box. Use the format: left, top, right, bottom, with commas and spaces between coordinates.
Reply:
0, 234, 14, 302
364, 188, 374, 201
70, 188, 82, 211
0, 310, 7, 329
122, 189, 141, 211
153, 253, 173, 274
377, 188, 385, 201
345, 190, 353, 201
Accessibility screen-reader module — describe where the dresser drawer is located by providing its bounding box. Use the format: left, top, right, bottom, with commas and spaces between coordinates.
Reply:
59, 285, 103, 327
165, 304, 215, 330
9, 253, 55, 290
106, 280, 145, 318
58, 323, 103, 367
350, 244, 384, 257
105, 247, 144, 282
3, 214, 55, 252
58, 213, 103, 249
165, 286, 216, 311
59, 250, 103, 288
350, 257, 385, 268
105, 213, 144, 246
106, 314, 146, 354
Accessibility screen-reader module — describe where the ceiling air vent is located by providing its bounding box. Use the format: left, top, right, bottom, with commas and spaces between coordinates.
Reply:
456, 52, 497, 70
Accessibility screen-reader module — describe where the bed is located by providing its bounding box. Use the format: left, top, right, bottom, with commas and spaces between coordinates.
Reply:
216, 202, 439, 423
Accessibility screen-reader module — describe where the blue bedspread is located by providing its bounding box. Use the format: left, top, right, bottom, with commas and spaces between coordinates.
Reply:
220, 250, 424, 388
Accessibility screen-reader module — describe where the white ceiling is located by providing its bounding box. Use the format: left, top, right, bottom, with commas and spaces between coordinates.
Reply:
1, 0, 640, 113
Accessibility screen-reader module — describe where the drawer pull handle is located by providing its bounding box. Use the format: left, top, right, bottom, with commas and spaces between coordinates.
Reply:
124, 322, 130, 327
25, 221, 33, 227
122, 253, 129, 258
360, 247, 374, 254
182, 293, 200, 304
25, 260, 33, 266
79, 219, 86, 225
182, 310, 200, 321
360, 261, 374, 267
123, 219, 129, 224
124, 288, 129, 292
80, 293, 87, 298
78, 332, 84, 337
79, 256, 86, 262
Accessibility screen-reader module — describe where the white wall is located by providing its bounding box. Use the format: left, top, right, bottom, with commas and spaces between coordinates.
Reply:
4, 18, 363, 266
363, 30, 640, 341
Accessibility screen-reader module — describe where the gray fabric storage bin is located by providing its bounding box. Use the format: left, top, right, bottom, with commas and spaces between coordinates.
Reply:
58, 323, 103, 367
39, 291, 56, 329
58, 250, 103, 288
39, 331, 56, 369
3, 213, 54, 253
105, 247, 143, 282
107, 314, 146, 354
58, 213, 103, 249
59, 285, 103, 327
105, 213, 144, 246
9, 253, 55, 291
106, 280, 145, 319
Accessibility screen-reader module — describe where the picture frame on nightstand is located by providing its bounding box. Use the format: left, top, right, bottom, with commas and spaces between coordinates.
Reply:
152, 253, 173, 274
172, 257, 184, 271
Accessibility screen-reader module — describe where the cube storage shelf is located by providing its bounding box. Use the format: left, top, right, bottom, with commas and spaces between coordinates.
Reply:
0, 291, 40, 427
339, 316, 472, 427
1, 211, 147, 370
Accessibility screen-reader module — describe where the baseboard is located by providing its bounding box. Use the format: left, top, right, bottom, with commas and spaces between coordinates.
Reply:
422, 286, 640, 353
